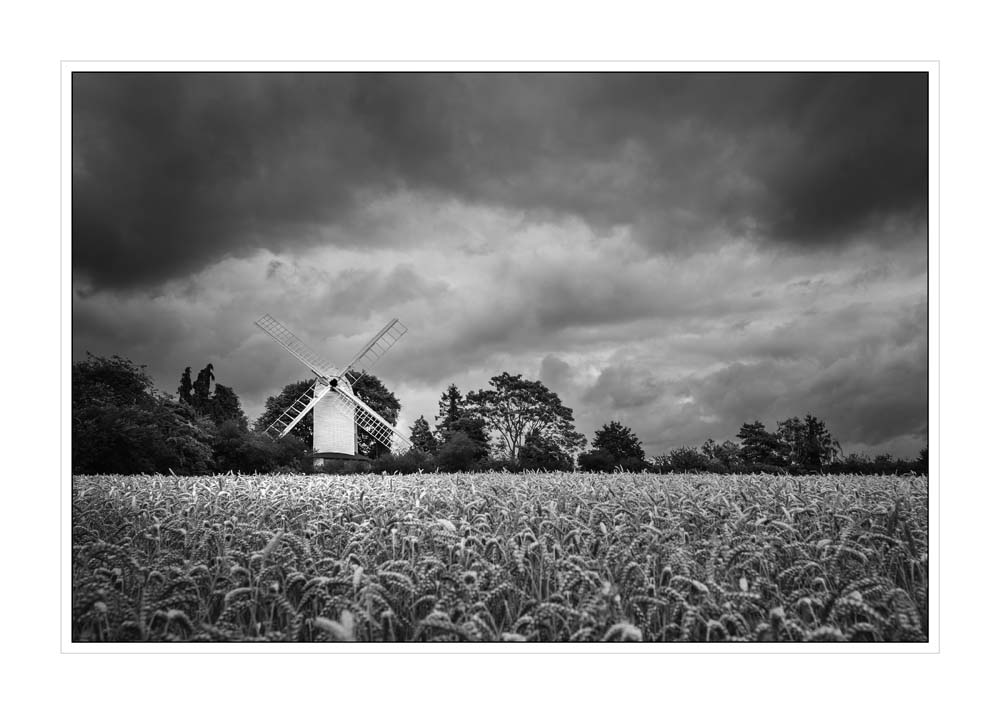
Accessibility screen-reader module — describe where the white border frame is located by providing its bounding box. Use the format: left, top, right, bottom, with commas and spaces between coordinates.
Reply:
61, 60, 939, 653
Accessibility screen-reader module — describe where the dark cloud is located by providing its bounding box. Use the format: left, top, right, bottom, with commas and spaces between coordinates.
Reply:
73, 72, 927, 291
583, 364, 667, 409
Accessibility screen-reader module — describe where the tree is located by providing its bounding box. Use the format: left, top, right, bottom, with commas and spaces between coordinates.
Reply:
436, 431, 483, 471
254, 379, 316, 443
519, 427, 574, 471
737, 420, 783, 467
177, 366, 193, 405
775, 414, 839, 471
592, 421, 645, 461
666, 446, 711, 472
211, 419, 305, 473
436, 384, 465, 433
178, 364, 248, 429
434, 383, 490, 459
701, 438, 742, 471
205, 383, 247, 429
409, 415, 438, 454
578, 449, 617, 472
191, 363, 215, 412
74, 353, 156, 409
73, 354, 214, 474
467, 372, 585, 461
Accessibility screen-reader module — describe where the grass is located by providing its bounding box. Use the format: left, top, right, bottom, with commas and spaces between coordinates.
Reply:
71, 471, 928, 643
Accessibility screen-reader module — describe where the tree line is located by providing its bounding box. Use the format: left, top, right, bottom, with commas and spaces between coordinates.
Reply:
72, 352, 927, 475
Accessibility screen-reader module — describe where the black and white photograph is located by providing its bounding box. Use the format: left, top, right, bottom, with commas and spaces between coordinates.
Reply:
69, 70, 930, 647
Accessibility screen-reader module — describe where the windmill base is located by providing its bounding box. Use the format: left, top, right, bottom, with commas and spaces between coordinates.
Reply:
310, 452, 372, 472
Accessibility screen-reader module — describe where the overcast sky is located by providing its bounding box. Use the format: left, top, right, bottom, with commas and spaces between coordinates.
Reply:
72, 72, 928, 457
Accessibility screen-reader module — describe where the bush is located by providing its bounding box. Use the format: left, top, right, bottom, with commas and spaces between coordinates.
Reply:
518, 430, 574, 471
371, 449, 437, 474
436, 432, 483, 471
578, 449, 617, 472
473, 457, 520, 472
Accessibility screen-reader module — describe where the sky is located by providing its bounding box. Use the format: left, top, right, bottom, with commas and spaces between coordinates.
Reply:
71, 72, 929, 458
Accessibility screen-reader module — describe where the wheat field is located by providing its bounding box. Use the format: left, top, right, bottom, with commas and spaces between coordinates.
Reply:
71, 471, 928, 643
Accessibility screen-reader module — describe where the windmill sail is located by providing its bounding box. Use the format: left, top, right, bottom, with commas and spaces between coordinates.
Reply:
340, 319, 408, 385
263, 379, 331, 438
329, 386, 413, 453
255, 313, 339, 380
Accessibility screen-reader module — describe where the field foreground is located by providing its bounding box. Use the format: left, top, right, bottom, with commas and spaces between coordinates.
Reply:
72, 471, 928, 643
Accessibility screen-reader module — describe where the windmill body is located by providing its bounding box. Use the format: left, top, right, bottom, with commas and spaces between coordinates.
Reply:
313, 381, 356, 454
254, 314, 411, 466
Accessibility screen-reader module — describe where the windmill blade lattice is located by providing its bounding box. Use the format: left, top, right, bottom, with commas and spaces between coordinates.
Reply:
341, 319, 408, 385
263, 379, 331, 438
255, 313, 339, 380
330, 386, 413, 453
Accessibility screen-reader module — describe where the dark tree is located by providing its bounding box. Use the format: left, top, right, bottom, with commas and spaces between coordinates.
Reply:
436, 431, 483, 471
436, 384, 465, 433
211, 420, 305, 473
666, 446, 712, 472
577, 449, 617, 472
74, 353, 155, 409
409, 415, 438, 454
191, 363, 215, 412
592, 421, 645, 461
434, 383, 490, 459
177, 366, 193, 405
73, 354, 214, 474
467, 372, 585, 461
254, 379, 315, 443
518, 427, 574, 471
702, 438, 742, 471
776, 414, 839, 471
737, 420, 783, 466
205, 383, 247, 429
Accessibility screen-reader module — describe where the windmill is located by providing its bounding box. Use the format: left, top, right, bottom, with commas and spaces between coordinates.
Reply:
254, 313, 412, 466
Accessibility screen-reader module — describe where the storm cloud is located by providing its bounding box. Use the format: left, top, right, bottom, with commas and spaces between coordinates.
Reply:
73, 73, 927, 290
72, 71, 929, 457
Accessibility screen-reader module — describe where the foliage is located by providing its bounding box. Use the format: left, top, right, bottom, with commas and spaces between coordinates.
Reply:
518, 428, 574, 471
580, 421, 646, 471
74, 353, 156, 409
435, 431, 484, 472
210, 420, 305, 473
736, 420, 784, 467
662, 446, 712, 472
176, 364, 248, 428
73, 354, 215, 474
191, 364, 215, 411
72, 471, 929, 643
701, 439, 742, 471
466, 372, 585, 461
370, 448, 437, 474
254, 379, 315, 444
577, 449, 617, 472
177, 367, 193, 405
592, 421, 646, 461
434, 384, 490, 457
775, 414, 840, 470
409, 415, 438, 454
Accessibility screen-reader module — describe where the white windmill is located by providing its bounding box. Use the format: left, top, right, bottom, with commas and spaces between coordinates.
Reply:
254, 314, 412, 466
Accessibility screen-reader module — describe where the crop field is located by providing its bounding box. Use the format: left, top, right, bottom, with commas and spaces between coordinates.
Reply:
71, 471, 929, 643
